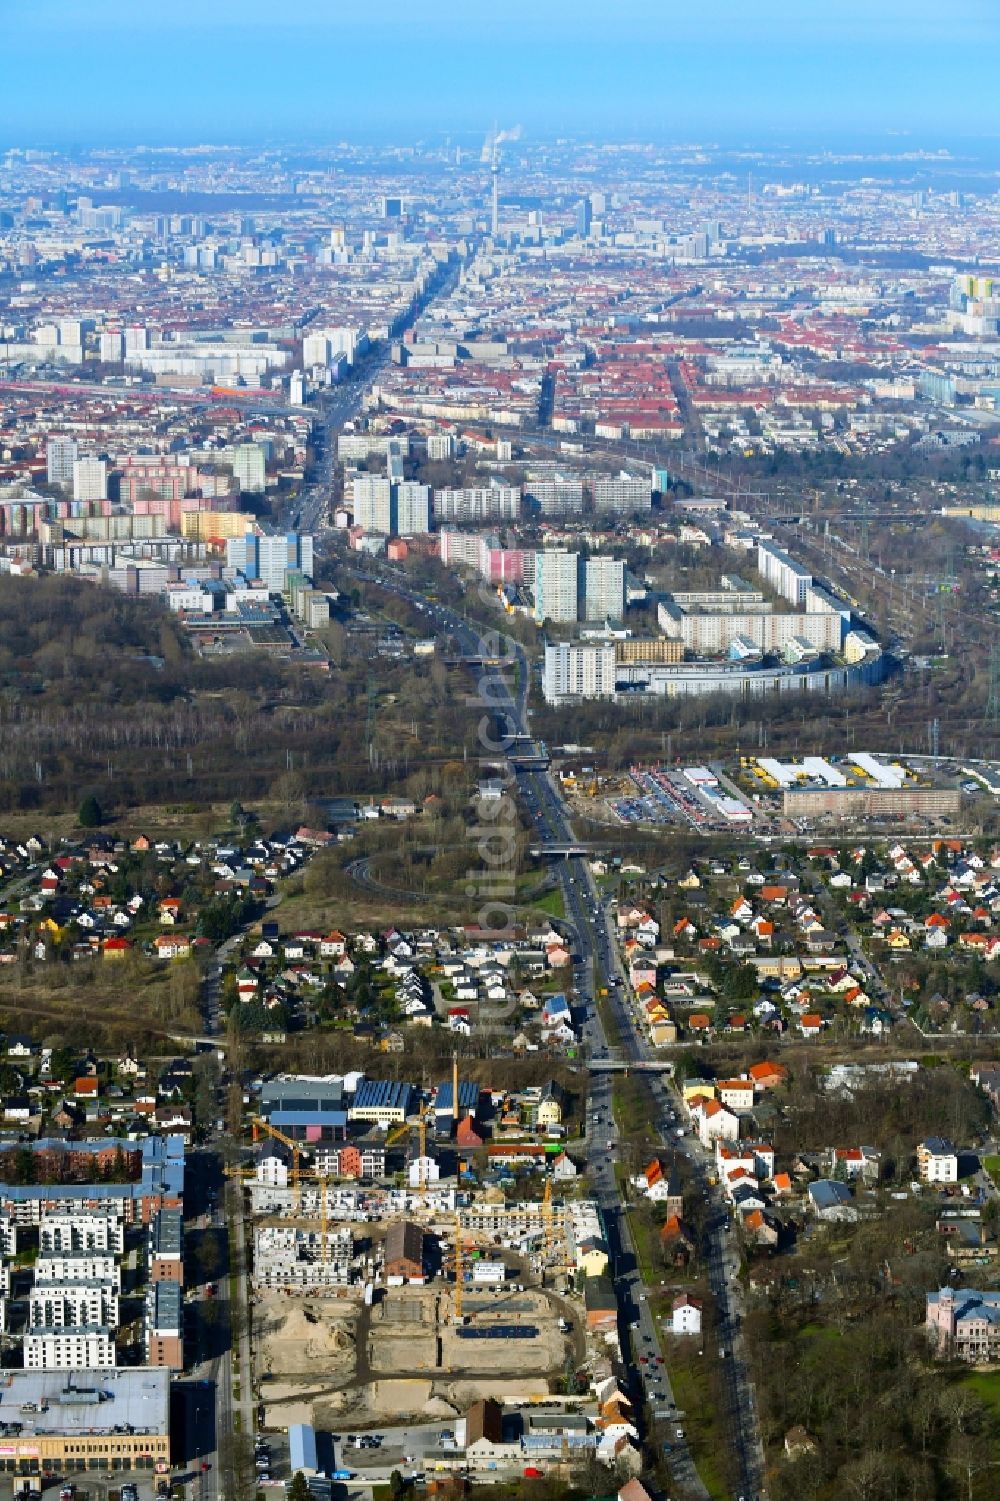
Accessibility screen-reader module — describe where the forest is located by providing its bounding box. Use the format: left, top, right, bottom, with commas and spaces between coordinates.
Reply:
0, 575, 482, 817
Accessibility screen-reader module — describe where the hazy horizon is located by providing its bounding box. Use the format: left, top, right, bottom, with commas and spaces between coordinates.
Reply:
5, 0, 1000, 148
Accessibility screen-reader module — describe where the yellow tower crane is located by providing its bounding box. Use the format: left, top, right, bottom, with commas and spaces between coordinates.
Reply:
416, 1103, 430, 1197
385, 1119, 411, 1148
319, 1176, 329, 1265
541, 1178, 554, 1262
452, 1210, 464, 1322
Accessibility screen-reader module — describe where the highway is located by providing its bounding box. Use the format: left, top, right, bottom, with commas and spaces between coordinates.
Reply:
355, 568, 765, 1500
281, 254, 463, 537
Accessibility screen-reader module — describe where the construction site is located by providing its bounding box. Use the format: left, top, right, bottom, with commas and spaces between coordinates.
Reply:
239, 1088, 594, 1436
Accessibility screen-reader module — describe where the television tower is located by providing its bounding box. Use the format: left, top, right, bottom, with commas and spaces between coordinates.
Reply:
482, 124, 521, 239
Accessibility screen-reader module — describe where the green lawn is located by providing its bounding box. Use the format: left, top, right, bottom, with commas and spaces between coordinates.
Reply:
532, 886, 566, 921
669, 1353, 730, 1501
612, 1074, 660, 1151
797, 1322, 843, 1343
963, 1370, 1000, 1420
626, 1203, 661, 1283
596, 992, 623, 1049
983, 1155, 1000, 1188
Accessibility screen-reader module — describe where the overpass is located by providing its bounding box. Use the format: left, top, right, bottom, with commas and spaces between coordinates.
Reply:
529, 843, 590, 858
587, 1058, 674, 1074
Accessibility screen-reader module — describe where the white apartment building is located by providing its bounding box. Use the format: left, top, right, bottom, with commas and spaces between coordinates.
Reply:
254, 1153, 289, 1188
72, 457, 108, 504
231, 443, 267, 494
534, 550, 579, 623
353, 474, 393, 533
591, 472, 653, 514
757, 541, 812, 606
582, 557, 626, 621
407, 1155, 441, 1189
917, 1137, 959, 1184
99, 329, 124, 363
302, 332, 331, 367
35, 1254, 121, 1289
29, 1284, 119, 1330
24, 1327, 115, 1370
658, 603, 842, 655
527, 476, 584, 516
396, 481, 430, 535
432, 485, 520, 524
426, 432, 455, 460
46, 437, 78, 487
39, 1214, 125, 1256
542, 643, 616, 704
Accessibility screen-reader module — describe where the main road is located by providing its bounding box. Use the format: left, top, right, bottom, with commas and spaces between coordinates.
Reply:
351, 566, 765, 1500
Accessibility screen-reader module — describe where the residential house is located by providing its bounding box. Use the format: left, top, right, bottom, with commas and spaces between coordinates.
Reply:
917, 1137, 959, 1184
671, 1294, 702, 1336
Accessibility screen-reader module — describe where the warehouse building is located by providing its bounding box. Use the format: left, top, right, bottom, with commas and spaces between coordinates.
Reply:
349, 1080, 414, 1126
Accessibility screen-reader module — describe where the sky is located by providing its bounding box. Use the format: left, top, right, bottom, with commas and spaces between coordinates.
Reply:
4, 0, 1000, 147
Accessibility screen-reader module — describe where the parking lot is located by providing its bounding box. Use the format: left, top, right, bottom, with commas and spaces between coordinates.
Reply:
0, 1480, 167, 1501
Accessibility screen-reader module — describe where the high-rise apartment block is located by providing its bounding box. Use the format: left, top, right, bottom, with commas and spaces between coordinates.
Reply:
352, 475, 430, 535
756, 540, 812, 606
396, 481, 431, 535
353, 474, 393, 533
99, 329, 124, 363
46, 437, 78, 488
534, 550, 579, 624
72, 457, 108, 503
226, 532, 314, 593
592, 472, 653, 514
432, 485, 520, 525
543, 642, 617, 704
582, 556, 626, 621
231, 443, 267, 494
124, 325, 149, 356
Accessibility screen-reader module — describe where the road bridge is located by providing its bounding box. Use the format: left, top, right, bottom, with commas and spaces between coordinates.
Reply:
587, 1058, 674, 1074
529, 843, 590, 858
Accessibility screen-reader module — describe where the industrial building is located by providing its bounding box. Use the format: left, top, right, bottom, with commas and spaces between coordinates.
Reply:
349, 1080, 414, 1126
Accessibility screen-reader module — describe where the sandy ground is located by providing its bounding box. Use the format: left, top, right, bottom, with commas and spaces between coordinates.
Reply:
258, 1285, 564, 1429
257, 1294, 359, 1380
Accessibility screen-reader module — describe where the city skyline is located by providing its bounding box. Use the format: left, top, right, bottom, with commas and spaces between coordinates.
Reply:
5, 0, 1000, 146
